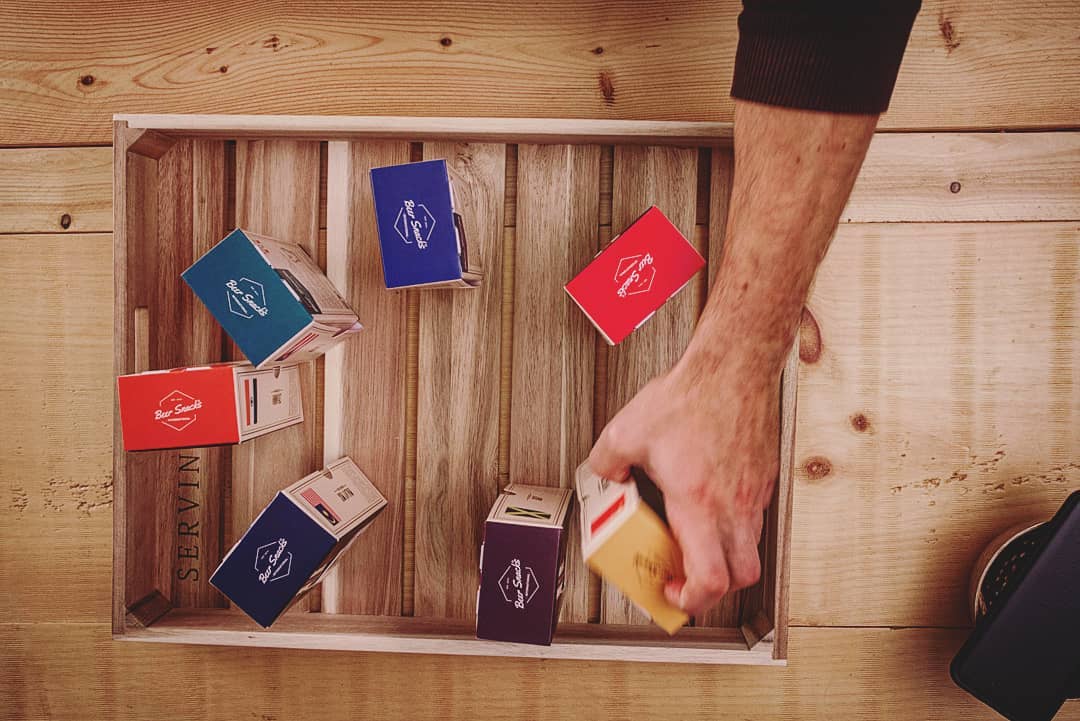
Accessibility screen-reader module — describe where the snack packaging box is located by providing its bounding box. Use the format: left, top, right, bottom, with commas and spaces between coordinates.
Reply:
565, 206, 704, 345
117, 362, 302, 451
476, 484, 574, 645
370, 159, 480, 289
182, 228, 362, 368
574, 462, 689, 634
210, 457, 387, 627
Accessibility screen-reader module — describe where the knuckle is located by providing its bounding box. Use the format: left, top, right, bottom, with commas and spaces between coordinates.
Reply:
599, 421, 625, 450
683, 477, 711, 505
730, 555, 761, 590
700, 570, 730, 598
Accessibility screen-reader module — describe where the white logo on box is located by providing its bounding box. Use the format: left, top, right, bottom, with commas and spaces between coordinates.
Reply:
226, 278, 269, 318
499, 559, 539, 610
394, 200, 436, 250
615, 254, 656, 298
255, 538, 292, 584
154, 390, 202, 432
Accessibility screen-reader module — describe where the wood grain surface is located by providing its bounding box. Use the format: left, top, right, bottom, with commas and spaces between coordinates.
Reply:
6, 622, 1072, 721
0, 232, 113, 624
3, 65, 1080, 717
843, 133, 1080, 222
413, 142, 506, 619
0, 147, 112, 233
2, 0, 1079, 146
790, 221, 1080, 627
322, 140, 410, 616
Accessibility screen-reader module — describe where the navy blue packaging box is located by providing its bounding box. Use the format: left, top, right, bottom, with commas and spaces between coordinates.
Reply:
182, 228, 362, 368
369, 159, 480, 289
210, 457, 386, 627
476, 484, 574, 646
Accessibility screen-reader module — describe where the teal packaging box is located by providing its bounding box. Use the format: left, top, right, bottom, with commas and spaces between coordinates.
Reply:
182, 229, 361, 368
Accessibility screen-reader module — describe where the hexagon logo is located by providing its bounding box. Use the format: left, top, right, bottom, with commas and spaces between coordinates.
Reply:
225, 277, 268, 319
614, 253, 656, 297
499, 560, 540, 608
155, 389, 201, 432
394, 200, 437, 249
254, 539, 292, 584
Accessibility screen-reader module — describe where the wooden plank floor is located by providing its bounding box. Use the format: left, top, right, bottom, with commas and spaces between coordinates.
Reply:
2, 2, 1080, 718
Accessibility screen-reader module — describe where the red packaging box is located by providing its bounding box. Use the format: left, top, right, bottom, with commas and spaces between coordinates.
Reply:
117, 362, 303, 451
564, 206, 705, 345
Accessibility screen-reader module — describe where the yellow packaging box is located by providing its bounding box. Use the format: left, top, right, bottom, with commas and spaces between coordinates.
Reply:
574, 462, 689, 634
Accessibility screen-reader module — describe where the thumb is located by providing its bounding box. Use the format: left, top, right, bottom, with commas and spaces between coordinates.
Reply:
588, 421, 638, 483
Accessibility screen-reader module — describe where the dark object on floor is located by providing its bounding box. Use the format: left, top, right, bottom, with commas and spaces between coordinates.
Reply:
951, 491, 1080, 721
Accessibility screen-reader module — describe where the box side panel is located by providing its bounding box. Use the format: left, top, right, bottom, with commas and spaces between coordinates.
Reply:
210, 494, 336, 627
370, 160, 464, 287
476, 523, 561, 645
234, 364, 305, 441
182, 229, 311, 366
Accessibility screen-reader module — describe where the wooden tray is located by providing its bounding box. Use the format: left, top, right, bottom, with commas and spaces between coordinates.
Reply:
112, 114, 795, 664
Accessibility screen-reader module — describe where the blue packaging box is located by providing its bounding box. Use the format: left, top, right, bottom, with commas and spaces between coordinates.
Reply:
210, 457, 386, 627
182, 229, 361, 368
370, 159, 480, 289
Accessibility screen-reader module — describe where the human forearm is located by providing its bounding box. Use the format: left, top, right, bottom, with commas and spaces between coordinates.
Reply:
588, 101, 880, 615
678, 100, 878, 384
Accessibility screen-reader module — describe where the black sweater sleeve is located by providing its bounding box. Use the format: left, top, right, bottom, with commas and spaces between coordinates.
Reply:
731, 0, 922, 114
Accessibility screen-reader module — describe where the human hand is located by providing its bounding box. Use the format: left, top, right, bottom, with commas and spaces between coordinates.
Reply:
588, 352, 780, 617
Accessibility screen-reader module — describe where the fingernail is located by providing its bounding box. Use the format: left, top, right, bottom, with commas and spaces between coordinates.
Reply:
678, 588, 688, 610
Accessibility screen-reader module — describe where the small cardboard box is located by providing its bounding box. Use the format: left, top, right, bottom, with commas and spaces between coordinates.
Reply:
574, 462, 689, 634
117, 362, 302, 452
210, 457, 387, 627
564, 206, 705, 345
369, 159, 480, 289
476, 484, 574, 646
182, 228, 362, 368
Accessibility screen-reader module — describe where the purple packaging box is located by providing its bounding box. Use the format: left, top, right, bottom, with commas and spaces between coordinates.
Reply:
476, 484, 574, 646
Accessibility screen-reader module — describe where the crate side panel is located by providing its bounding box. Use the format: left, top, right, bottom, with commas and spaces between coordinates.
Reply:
121, 149, 174, 612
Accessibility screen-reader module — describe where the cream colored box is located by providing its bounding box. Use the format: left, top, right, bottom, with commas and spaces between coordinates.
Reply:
574, 462, 688, 634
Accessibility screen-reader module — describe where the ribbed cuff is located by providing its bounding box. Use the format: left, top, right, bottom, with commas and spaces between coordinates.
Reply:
731, 1, 921, 115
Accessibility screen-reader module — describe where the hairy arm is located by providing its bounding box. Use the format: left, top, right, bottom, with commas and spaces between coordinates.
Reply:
588, 99, 878, 615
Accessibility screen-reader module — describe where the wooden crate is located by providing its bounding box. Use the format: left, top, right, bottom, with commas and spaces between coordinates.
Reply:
112, 115, 795, 664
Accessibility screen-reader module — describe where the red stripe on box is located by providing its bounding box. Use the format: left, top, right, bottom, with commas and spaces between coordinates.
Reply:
590, 493, 626, 535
